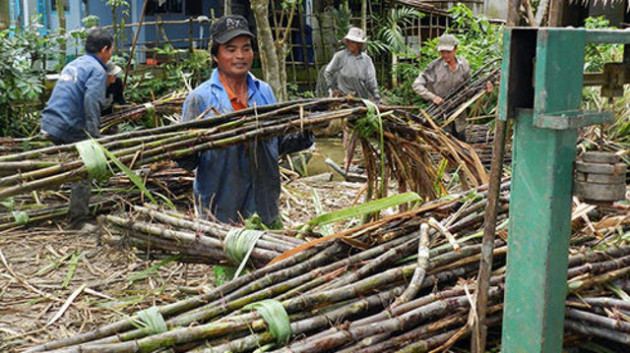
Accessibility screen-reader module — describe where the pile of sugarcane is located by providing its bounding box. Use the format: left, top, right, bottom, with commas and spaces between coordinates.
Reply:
100, 92, 186, 129
24, 183, 630, 352
466, 124, 512, 169
425, 59, 500, 122
0, 166, 193, 231
0, 98, 487, 202
103, 204, 306, 267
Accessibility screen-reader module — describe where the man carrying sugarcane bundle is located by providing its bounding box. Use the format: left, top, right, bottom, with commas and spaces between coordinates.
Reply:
413, 33, 471, 142
179, 15, 313, 228
40, 28, 114, 227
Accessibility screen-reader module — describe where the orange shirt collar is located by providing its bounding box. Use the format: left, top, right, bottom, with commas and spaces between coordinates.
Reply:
218, 72, 248, 111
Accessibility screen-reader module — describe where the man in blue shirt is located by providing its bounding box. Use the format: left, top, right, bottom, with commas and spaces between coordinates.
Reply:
40, 28, 113, 227
180, 15, 313, 227
41, 28, 113, 144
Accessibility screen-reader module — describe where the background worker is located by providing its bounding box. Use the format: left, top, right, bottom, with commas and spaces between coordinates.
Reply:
40, 27, 114, 227
412, 33, 470, 141
324, 27, 380, 171
101, 62, 126, 116
179, 15, 313, 228
41, 27, 113, 144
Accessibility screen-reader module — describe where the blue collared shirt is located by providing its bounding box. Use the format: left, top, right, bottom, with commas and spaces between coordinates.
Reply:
41, 54, 108, 143
181, 69, 313, 225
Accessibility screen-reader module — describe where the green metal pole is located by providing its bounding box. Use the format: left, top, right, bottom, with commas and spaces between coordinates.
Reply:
501, 28, 586, 353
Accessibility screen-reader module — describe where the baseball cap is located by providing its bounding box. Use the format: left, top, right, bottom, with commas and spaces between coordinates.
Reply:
437, 34, 459, 51
106, 62, 122, 76
211, 15, 255, 44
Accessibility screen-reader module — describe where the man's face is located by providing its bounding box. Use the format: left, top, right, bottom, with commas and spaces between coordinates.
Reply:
107, 74, 116, 86
440, 48, 457, 65
345, 40, 362, 54
213, 36, 253, 78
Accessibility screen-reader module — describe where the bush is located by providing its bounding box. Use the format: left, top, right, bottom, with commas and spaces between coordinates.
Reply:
0, 24, 48, 137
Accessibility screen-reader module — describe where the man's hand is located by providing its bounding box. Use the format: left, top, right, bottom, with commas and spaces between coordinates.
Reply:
432, 96, 444, 105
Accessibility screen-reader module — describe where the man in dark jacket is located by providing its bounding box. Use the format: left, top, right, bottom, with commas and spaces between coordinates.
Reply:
41, 28, 114, 144
180, 15, 313, 227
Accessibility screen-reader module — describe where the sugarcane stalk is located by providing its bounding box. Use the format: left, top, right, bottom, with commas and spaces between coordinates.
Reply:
564, 318, 630, 345
393, 223, 431, 306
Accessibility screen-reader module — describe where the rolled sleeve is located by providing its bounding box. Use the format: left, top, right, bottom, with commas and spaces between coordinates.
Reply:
412, 71, 436, 101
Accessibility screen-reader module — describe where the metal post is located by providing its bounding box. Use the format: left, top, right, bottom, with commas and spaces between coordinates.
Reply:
501, 28, 585, 353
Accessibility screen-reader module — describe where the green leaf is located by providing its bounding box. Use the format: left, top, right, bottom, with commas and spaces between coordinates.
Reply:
61, 251, 80, 289
214, 265, 237, 286
135, 306, 168, 335
242, 300, 292, 347
302, 192, 421, 230
94, 140, 157, 204
127, 255, 181, 282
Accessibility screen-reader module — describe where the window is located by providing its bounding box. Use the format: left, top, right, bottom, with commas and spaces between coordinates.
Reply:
185, 0, 202, 15
50, 0, 69, 12
147, 0, 183, 15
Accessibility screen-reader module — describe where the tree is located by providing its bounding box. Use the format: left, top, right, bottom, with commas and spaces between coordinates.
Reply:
250, 0, 298, 102
0, 0, 9, 30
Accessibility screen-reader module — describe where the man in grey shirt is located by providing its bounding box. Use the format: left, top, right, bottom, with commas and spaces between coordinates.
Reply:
325, 27, 381, 170
413, 34, 470, 141
324, 27, 381, 102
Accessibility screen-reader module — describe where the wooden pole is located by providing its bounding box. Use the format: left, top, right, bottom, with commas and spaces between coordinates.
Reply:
123, 0, 149, 86
471, 4, 517, 353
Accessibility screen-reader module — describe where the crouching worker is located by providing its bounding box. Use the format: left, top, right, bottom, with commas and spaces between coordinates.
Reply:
178, 15, 313, 228
40, 28, 114, 228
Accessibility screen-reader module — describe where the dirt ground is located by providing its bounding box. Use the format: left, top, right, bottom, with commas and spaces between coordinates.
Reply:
0, 176, 365, 352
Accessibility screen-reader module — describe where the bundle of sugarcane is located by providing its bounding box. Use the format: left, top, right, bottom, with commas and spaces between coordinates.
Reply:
354, 108, 488, 201
0, 97, 487, 202
0, 98, 357, 197
100, 92, 187, 129
425, 59, 501, 122
0, 166, 194, 231
24, 184, 630, 353
102, 204, 306, 268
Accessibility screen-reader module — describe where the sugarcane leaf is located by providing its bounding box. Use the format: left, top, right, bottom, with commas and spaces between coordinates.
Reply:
93, 140, 157, 205
605, 283, 630, 301
242, 300, 291, 347
135, 306, 168, 335
309, 188, 334, 236
214, 265, 237, 286
302, 192, 421, 230
75, 140, 110, 181
61, 251, 80, 289
127, 255, 181, 282
34, 252, 74, 276
0, 197, 14, 211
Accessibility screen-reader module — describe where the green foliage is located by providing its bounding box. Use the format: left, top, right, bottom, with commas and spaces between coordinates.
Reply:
0, 23, 47, 137
584, 17, 622, 73
243, 213, 283, 230
368, 7, 424, 57
124, 48, 210, 104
